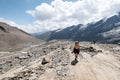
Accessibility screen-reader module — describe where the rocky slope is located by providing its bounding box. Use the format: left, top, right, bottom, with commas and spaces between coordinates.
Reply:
36, 13, 120, 43
0, 40, 120, 80
0, 22, 43, 51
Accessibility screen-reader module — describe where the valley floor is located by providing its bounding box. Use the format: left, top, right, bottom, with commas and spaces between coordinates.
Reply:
0, 41, 120, 80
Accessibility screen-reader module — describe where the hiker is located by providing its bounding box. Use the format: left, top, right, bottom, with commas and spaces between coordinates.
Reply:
73, 41, 80, 60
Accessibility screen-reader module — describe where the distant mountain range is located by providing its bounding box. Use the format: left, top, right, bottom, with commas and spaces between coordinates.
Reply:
34, 13, 120, 43
0, 22, 43, 51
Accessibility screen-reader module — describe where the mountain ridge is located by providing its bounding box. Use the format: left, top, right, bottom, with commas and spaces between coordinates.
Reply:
35, 13, 120, 43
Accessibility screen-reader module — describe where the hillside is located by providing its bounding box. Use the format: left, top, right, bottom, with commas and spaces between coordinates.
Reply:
0, 22, 43, 51
0, 40, 120, 80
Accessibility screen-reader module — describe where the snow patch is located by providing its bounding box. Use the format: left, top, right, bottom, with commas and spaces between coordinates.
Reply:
115, 22, 120, 26
79, 25, 87, 31
102, 27, 120, 37
69, 26, 76, 31
55, 28, 63, 32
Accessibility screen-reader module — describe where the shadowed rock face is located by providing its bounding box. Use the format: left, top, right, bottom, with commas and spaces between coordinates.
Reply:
0, 26, 7, 32
0, 22, 43, 51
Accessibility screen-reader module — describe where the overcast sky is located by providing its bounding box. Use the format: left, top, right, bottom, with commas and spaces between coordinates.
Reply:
0, 0, 120, 33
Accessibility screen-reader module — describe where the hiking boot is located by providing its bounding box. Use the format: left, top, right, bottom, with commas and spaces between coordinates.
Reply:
75, 58, 77, 61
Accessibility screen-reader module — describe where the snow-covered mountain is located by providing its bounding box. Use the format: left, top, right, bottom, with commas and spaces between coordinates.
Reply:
35, 13, 120, 43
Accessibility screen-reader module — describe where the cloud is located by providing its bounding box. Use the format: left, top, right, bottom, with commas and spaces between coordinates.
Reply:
0, 17, 18, 27
0, 17, 42, 33
27, 3, 55, 20
26, 0, 120, 32
27, 0, 120, 22
1, 0, 120, 33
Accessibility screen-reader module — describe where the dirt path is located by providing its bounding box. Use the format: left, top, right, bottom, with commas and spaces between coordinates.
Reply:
65, 44, 120, 80
38, 44, 120, 80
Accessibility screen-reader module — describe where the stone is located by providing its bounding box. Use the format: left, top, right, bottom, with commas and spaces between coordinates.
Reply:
41, 57, 49, 65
